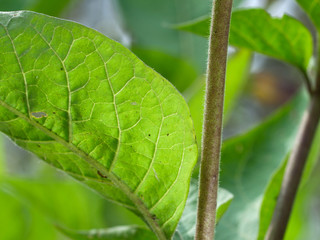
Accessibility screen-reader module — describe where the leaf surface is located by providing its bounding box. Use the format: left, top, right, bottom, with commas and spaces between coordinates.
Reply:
0, 11, 197, 239
132, 47, 197, 93
215, 91, 308, 240
174, 9, 312, 70
297, 0, 320, 31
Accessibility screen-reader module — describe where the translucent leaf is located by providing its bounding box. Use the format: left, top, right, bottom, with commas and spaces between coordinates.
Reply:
0, 11, 197, 239
173, 9, 312, 71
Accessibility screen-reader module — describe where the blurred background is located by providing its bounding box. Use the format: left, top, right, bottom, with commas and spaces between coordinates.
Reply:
0, 0, 319, 239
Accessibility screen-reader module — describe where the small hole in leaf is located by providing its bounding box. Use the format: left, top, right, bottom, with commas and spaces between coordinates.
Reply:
31, 112, 47, 119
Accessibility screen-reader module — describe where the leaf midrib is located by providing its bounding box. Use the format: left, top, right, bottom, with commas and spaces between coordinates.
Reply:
0, 99, 167, 240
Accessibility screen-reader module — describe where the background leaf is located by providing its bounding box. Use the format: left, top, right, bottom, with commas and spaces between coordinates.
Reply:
215, 90, 308, 240
0, 188, 63, 240
58, 225, 157, 240
257, 157, 288, 240
174, 9, 313, 71
1, 177, 106, 229
173, 181, 233, 240
188, 49, 251, 145
297, 0, 320, 31
258, 120, 320, 240
0, 11, 197, 239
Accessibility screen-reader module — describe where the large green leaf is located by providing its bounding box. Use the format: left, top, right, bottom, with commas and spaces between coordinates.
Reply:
188, 49, 251, 144
215, 90, 308, 240
0, 11, 197, 239
132, 47, 197, 93
173, 180, 233, 240
174, 9, 312, 71
58, 225, 157, 240
297, 0, 320, 31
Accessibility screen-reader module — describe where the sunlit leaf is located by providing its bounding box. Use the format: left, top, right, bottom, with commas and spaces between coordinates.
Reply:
0, 11, 197, 239
132, 47, 197, 92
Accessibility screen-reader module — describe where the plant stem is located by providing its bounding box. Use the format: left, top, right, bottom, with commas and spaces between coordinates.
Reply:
195, 1, 233, 240
265, 93, 320, 240
265, 31, 320, 240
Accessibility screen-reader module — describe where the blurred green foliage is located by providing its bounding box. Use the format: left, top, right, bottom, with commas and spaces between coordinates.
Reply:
0, 0, 320, 239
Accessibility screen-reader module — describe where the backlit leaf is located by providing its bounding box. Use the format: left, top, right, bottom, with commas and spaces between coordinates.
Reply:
0, 11, 197, 239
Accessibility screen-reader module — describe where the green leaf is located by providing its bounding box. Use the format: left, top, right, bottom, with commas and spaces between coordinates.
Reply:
174, 9, 313, 71
0, 0, 69, 17
2, 177, 106, 229
257, 156, 288, 240
0, 188, 60, 240
297, 0, 320, 31
0, 11, 197, 239
188, 49, 251, 144
173, 180, 233, 240
258, 121, 320, 239
57, 225, 157, 240
215, 90, 308, 240
132, 47, 197, 92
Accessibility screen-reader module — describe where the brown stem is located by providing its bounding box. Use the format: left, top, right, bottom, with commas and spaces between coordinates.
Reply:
265, 93, 320, 240
195, 1, 233, 240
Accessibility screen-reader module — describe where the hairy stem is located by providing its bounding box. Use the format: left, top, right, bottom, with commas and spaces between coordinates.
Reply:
195, 1, 233, 240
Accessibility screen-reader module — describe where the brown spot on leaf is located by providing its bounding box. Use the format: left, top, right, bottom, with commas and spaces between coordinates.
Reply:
97, 170, 108, 179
